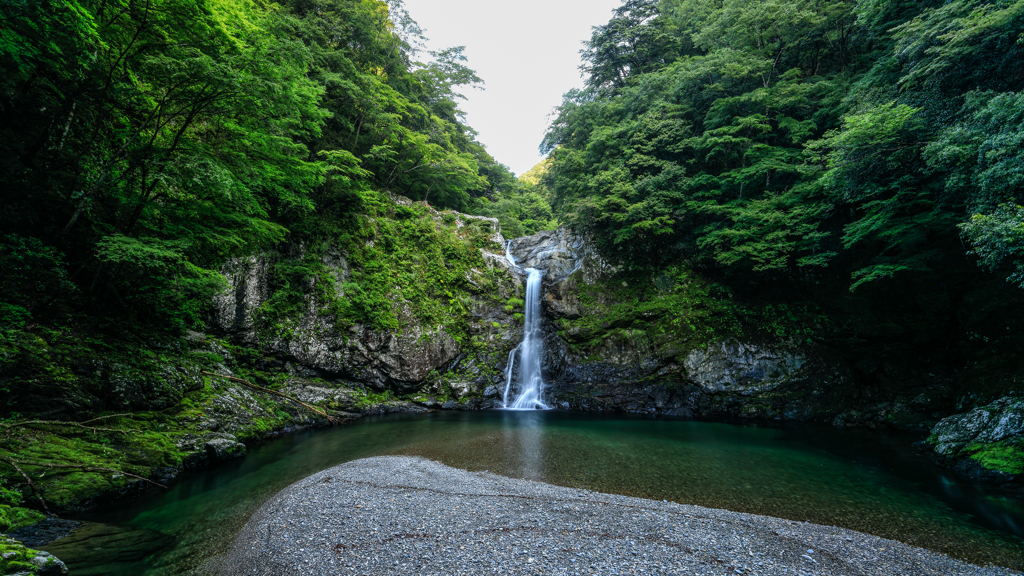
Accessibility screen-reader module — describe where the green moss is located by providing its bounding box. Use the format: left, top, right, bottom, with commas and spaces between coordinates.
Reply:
554, 264, 833, 356
555, 266, 739, 352
965, 442, 1024, 475
252, 193, 502, 346
0, 534, 42, 574
0, 485, 44, 532
354, 389, 397, 408
0, 416, 188, 507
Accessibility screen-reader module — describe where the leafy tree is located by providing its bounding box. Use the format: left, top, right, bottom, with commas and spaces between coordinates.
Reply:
0, 0, 500, 333
961, 204, 1024, 288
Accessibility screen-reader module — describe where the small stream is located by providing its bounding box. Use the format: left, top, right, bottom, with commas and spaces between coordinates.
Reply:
44, 411, 1024, 574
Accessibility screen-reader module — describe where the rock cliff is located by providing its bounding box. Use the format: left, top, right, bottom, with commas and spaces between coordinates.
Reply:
212, 196, 524, 402
209, 219, 959, 428
500, 227, 953, 429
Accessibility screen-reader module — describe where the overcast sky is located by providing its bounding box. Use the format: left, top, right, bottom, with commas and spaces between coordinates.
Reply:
402, 0, 622, 176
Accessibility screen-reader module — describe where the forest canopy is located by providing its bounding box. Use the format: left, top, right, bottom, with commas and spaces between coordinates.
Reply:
0, 0, 535, 333
542, 0, 1024, 291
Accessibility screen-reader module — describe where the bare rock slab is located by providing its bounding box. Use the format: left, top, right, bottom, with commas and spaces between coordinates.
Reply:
221, 456, 1020, 576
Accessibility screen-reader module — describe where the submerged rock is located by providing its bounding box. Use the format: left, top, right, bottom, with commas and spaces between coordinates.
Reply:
40, 521, 173, 572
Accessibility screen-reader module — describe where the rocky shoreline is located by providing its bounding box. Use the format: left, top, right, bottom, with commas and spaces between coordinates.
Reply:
220, 456, 1021, 576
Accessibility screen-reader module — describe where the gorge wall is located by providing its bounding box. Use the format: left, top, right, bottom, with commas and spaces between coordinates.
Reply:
210, 210, 957, 433
211, 205, 1020, 488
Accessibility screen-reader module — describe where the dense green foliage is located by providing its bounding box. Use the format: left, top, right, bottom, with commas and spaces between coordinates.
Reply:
542, 0, 1024, 373
0, 0, 541, 518
470, 159, 559, 238
0, 0, 525, 337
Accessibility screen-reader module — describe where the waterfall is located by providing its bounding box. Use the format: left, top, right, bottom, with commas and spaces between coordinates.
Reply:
502, 266, 551, 410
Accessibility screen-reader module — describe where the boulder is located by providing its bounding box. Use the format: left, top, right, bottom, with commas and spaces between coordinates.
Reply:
30, 551, 67, 575
927, 396, 1024, 485
204, 437, 246, 462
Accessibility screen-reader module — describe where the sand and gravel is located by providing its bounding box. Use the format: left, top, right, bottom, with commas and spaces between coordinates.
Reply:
220, 456, 1021, 576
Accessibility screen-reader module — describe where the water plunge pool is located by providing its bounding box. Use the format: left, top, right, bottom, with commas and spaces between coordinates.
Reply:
45, 410, 1024, 574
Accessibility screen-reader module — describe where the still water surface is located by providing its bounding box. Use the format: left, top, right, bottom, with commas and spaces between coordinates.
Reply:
45, 410, 1024, 574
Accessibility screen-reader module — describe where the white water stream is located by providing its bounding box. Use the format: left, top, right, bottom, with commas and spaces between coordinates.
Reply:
502, 245, 551, 410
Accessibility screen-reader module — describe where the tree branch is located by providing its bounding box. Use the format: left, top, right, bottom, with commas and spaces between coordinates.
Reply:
2, 457, 54, 516
9, 459, 167, 490
201, 372, 342, 424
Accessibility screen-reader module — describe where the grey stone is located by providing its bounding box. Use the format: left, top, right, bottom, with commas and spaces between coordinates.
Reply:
927, 396, 1024, 484
204, 438, 246, 462
683, 339, 807, 393
448, 381, 475, 398
931, 397, 1024, 450
30, 551, 68, 575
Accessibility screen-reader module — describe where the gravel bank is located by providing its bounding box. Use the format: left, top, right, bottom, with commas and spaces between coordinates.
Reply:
221, 456, 1021, 576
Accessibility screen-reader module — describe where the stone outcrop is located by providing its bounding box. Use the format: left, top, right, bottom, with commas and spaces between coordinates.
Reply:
212, 200, 523, 397
926, 396, 1024, 486
683, 340, 806, 393
212, 253, 467, 393
209, 219, 958, 431
503, 227, 951, 427
507, 227, 608, 283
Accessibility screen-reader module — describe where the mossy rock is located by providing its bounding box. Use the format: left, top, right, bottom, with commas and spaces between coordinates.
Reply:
0, 504, 44, 533
965, 442, 1024, 475
0, 534, 41, 574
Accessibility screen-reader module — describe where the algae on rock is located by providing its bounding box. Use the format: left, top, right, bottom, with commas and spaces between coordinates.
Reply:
927, 396, 1024, 485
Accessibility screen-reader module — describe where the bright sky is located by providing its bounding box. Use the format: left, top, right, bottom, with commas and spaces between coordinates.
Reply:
402, 0, 623, 176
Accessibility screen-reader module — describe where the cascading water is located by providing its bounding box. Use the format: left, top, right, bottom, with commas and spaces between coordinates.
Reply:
502, 245, 550, 410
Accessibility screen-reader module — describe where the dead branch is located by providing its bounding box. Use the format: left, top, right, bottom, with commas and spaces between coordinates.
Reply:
79, 413, 134, 424
1, 419, 141, 435
202, 371, 340, 424
9, 459, 167, 489
2, 456, 54, 516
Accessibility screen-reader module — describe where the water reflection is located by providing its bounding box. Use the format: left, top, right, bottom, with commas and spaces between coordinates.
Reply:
500, 409, 546, 479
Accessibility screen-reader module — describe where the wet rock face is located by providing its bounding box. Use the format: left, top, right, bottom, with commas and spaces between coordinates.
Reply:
508, 227, 603, 284
212, 253, 465, 391
684, 340, 807, 393
507, 229, 908, 425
